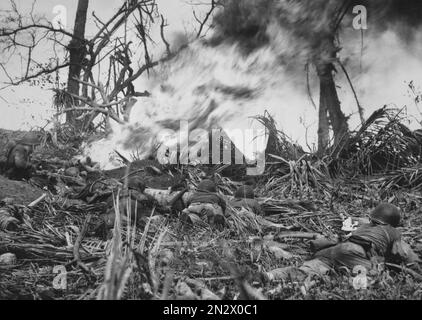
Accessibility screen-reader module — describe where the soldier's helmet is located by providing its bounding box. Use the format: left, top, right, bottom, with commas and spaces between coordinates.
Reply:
234, 185, 255, 199
197, 179, 216, 192
369, 203, 401, 227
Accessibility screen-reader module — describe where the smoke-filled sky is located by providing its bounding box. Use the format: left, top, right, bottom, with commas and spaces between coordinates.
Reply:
1, 0, 422, 167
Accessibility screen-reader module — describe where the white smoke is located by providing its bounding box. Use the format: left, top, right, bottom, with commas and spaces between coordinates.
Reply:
84, 21, 422, 169
338, 27, 422, 129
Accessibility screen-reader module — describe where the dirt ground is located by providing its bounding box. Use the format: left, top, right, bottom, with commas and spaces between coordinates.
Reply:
0, 175, 44, 205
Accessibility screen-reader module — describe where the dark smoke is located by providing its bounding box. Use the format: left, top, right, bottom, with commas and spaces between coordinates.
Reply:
212, 0, 422, 49
350, 0, 422, 43
359, 0, 422, 27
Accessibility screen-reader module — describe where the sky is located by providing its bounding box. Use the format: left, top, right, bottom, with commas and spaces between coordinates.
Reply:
0, 0, 209, 130
1, 0, 422, 160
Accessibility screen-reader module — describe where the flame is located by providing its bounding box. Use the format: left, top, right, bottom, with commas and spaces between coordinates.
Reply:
83, 36, 304, 169
84, 12, 422, 170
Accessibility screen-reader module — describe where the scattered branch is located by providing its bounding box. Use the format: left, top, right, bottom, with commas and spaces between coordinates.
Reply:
338, 59, 365, 125
193, 0, 218, 38
305, 62, 317, 110
1, 0, 161, 129
160, 14, 171, 56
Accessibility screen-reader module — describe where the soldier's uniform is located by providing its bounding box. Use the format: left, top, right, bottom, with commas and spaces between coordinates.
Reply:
266, 204, 420, 281
182, 179, 226, 226
230, 185, 263, 215
5, 133, 41, 180
99, 177, 157, 230
311, 223, 404, 272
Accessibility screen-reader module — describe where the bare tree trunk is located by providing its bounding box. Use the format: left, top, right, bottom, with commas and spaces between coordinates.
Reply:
317, 63, 349, 147
317, 94, 330, 152
66, 0, 89, 124
315, 36, 349, 151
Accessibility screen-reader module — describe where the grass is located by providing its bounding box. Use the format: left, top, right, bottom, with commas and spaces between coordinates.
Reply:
2, 175, 421, 300
1, 107, 422, 300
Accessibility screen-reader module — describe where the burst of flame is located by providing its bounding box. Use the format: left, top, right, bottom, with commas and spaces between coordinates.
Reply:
84, 5, 422, 169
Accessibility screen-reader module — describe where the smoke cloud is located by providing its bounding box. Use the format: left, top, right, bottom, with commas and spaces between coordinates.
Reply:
84, 0, 422, 168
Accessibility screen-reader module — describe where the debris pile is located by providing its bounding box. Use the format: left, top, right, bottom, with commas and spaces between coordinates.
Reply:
1, 108, 422, 300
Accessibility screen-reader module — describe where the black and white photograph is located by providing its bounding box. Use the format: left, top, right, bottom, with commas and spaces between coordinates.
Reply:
0, 0, 422, 302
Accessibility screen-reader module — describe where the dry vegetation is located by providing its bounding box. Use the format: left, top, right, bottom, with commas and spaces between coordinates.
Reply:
1, 0, 422, 301
1, 107, 422, 300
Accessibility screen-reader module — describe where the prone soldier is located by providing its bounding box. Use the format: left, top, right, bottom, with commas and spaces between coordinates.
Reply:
230, 184, 263, 215
5, 133, 41, 180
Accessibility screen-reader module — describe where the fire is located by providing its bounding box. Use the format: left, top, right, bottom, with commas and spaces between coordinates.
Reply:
84, 14, 422, 170
83, 33, 310, 169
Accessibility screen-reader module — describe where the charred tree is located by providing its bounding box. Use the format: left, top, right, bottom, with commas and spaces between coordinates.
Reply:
317, 96, 330, 152
315, 35, 349, 151
66, 0, 89, 124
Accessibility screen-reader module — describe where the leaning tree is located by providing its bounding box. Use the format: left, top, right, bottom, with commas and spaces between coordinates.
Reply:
210, 0, 422, 154
0, 0, 171, 133
210, 0, 365, 153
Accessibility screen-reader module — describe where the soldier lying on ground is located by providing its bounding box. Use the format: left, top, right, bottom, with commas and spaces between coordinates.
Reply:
265, 203, 420, 282
97, 177, 162, 233
181, 179, 227, 227
4, 133, 42, 180
230, 185, 263, 215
